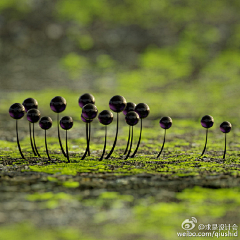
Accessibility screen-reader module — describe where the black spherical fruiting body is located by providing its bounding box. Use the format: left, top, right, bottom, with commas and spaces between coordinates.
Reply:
220, 121, 232, 133
82, 103, 98, 120
81, 114, 93, 123
109, 95, 127, 113
39, 117, 52, 130
123, 102, 136, 116
22, 98, 38, 112
201, 115, 214, 128
98, 110, 113, 125
9, 103, 25, 119
159, 116, 172, 129
60, 116, 73, 130
78, 93, 95, 108
134, 103, 150, 119
27, 109, 41, 123
125, 111, 139, 126
50, 96, 67, 113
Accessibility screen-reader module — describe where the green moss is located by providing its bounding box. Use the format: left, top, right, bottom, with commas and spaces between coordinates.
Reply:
2, 186, 239, 240
0, 222, 96, 240
26, 192, 74, 202
62, 181, 80, 188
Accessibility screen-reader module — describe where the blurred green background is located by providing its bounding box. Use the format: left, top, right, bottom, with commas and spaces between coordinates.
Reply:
1, 0, 240, 120
1, 2, 240, 240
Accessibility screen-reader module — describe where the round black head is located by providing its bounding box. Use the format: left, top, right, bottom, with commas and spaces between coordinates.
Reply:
9, 103, 25, 119
160, 116, 172, 129
135, 103, 150, 119
109, 95, 127, 113
125, 111, 139, 126
220, 121, 232, 133
123, 102, 136, 116
27, 109, 41, 123
201, 115, 214, 128
78, 93, 95, 108
82, 103, 98, 120
50, 96, 67, 113
39, 116, 52, 130
60, 116, 73, 130
98, 110, 114, 125
22, 98, 38, 112
81, 114, 93, 123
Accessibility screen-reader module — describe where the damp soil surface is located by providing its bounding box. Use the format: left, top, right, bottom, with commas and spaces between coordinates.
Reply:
0, 119, 240, 240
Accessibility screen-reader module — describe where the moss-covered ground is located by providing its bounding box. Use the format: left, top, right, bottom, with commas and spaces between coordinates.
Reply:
1, 95, 240, 240
2, 1, 240, 239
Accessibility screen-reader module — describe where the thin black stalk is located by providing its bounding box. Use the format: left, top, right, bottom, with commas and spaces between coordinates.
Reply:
125, 126, 133, 160
223, 133, 226, 160
157, 129, 166, 158
105, 112, 119, 159
57, 113, 67, 157
81, 123, 89, 160
45, 129, 51, 161
88, 122, 91, 156
124, 126, 131, 154
66, 130, 70, 163
16, 120, 25, 159
131, 118, 142, 158
29, 122, 37, 156
99, 125, 107, 161
32, 123, 41, 157
200, 128, 208, 157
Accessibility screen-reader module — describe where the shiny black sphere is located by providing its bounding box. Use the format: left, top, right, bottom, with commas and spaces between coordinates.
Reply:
60, 116, 73, 130
81, 114, 93, 123
27, 109, 41, 123
201, 115, 214, 128
98, 110, 113, 125
39, 117, 52, 130
135, 103, 150, 119
9, 103, 25, 119
123, 102, 136, 116
50, 96, 67, 113
82, 103, 98, 120
78, 93, 95, 108
160, 116, 172, 129
109, 95, 127, 113
22, 98, 38, 112
125, 111, 139, 126
220, 121, 232, 133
